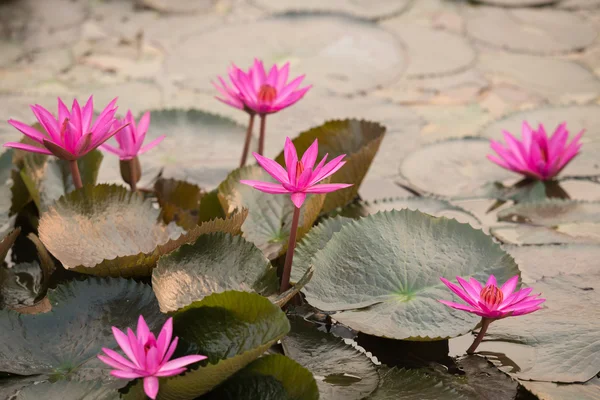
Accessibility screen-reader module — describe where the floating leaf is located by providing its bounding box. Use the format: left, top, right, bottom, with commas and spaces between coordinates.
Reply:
204, 354, 319, 400
332, 197, 480, 226
152, 232, 277, 313
98, 109, 248, 189
153, 291, 290, 399
487, 273, 600, 382
304, 210, 520, 339
466, 7, 596, 55
399, 138, 515, 199
491, 224, 600, 245
249, 0, 412, 20
497, 200, 600, 225
505, 244, 600, 283
0, 278, 164, 381
292, 216, 354, 283
368, 367, 466, 400
198, 188, 226, 223
282, 317, 379, 400
275, 119, 386, 212
14, 380, 120, 400
38, 184, 182, 277
20, 150, 103, 212
155, 178, 204, 229
218, 165, 325, 259
519, 378, 600, 400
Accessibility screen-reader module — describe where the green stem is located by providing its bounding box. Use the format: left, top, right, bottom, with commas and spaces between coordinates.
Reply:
280, 205, 301, 293
258, 114, 266, 156
467, 318, 492, 355
240, 113, 256, 167
69, 160, 83, 189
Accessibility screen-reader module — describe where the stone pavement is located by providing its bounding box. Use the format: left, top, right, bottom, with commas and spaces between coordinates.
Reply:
0, 0, 598, 197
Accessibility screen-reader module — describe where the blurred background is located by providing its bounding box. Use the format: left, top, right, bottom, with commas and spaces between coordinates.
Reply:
0, 0, 598, 197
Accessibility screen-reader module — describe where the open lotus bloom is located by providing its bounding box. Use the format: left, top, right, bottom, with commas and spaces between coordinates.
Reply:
98, 316, 207, 400
487, 121, 583, 181
440, 275, 545, 320
241, 137, 352, 208
100, 111, 165, 161
5, 96, 125, 161
215, 59, 311, 115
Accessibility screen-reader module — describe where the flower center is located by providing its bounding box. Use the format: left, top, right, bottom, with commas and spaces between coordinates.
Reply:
295, 160, 304, 184
258, 84, 277, 104
143, 338, 157, 354
480, 284, 503, 308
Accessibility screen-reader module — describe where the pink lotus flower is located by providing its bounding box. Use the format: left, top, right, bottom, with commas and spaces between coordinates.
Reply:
440, 275, 545, 319
215, 59, 311, 116
5, 96, 125, 161
98, 316, 207, 400
487, 121, 583, 181
100, 111, 165, 161
440, 275, 545, 354
241, 137, 352, 208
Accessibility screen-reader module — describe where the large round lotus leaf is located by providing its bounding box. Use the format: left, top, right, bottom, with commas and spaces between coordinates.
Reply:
399, 138, 515, 199
380, 23, 476, 78
14, 380, 120, 400
368, 367, 466, 400
275, 120, 386, 212
505, 244, 600, 283
498, 200, 600, 225
165, 14, 406, 95
152, 291, 290, 400
155, 178, 204, 230
466, 7, 596, 55
292, 216, 354, 283
487, 273, 600, 382
249, 0, 412, 20
478, 105, 600, 177
218, 165, 325, 259
205, 354, 319, 400
282, 317, 379, 400
333, 197, 480, 227
303, 210, 521, 340
477, 51, 600, 104
0, 278, 164, 380
152, 232, 277, 312
97, 109, 248, 189
520, 378, 600, 400
20, 149, 103, 212
38, 184, 183, 277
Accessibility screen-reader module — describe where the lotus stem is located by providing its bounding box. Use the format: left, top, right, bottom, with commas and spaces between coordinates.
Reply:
240, 114, 256, 167
129, 159, 138, 192
258, 114, 267, 156
467, 318, 492, 355
69, 160, 83, 189
281, 205, 301, 293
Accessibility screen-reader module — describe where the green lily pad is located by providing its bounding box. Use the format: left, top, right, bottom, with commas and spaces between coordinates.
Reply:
14, 380, 120, 400
218, 165, 325, 260
0, 277, 164, 381
505, 244, 600, 283
282, 317, 379, 400
98, 109, 249, 189
291, 216, 354, 283
520, 378, 600, 400
497, 200, 600, 225
153, 291, 290, 400
198, 188, 226, 223
275, 119, 386, 213
303, 210, 520, 339
487, 273, 600, 382
152, 232, 278, 313
399, 138, 516, 199
332, 197, 480, 226
204, 354, 319, 400
20, 149, 103, 212
154, 178, 204, 230
38, 184, 183, 277
368, 367, 466, 400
